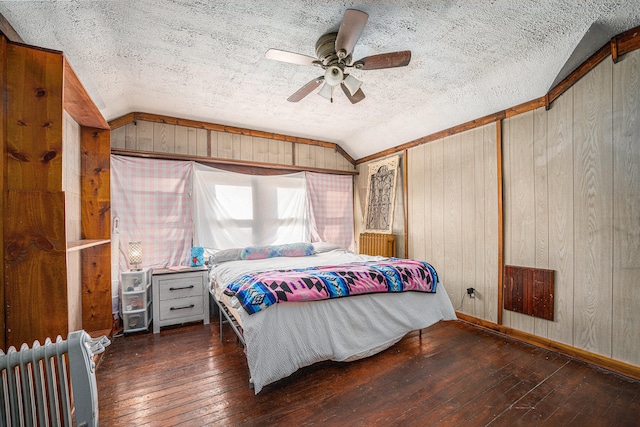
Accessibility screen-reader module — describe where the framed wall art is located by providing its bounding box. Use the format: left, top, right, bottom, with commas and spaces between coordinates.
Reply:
363, 155, 399, 233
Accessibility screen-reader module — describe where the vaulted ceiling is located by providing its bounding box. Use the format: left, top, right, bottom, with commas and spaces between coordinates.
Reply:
1, 1, 639, 160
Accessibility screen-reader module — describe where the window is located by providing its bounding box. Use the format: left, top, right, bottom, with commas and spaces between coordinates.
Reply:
192, 164, 308, 249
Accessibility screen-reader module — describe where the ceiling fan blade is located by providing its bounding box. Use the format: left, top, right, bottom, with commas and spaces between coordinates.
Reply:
340, 83, 365, 104
287, 77, 324, 102
335, 9, 368, 60
354, 50, 412, 70
265, 49, 318, 66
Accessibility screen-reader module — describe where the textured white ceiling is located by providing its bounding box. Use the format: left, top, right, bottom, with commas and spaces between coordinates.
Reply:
1, 1, 639, 160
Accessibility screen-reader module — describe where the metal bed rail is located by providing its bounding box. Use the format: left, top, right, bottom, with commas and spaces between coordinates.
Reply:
212, 295, 246, 347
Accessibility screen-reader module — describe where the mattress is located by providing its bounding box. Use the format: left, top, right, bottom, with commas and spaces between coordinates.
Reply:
209, 248, 457, 393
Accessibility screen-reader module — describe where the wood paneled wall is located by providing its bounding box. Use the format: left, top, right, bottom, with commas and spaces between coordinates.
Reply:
612, 47, 640, 367
404, 125, 499, 322
111, 119, 355, 173
354, 155, 406, 258
3, 42, 70, 347
500, 50, 639, 366
367, 45, 640, 372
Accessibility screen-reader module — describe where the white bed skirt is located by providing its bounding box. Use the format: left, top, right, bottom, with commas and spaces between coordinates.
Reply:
241, 284, 456, 393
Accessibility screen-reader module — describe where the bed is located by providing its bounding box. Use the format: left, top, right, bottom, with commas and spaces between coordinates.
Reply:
208, 242, 457, 393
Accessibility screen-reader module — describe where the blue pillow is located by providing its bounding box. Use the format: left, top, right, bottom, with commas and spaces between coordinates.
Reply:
240, 242, 314, 260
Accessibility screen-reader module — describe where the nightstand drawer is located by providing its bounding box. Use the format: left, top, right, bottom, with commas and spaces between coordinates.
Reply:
158, 296, 204, 321
158, 277, 203, 300
152, 268, 210, 333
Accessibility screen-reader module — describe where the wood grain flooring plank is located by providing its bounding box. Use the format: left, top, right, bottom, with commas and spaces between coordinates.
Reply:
96, 316, 640, 426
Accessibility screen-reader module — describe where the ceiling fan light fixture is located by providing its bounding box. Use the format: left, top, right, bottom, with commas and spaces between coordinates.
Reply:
266, 9, 410, 104
324, 65, 344, 86
343, 74, 362, 96
317, 82, 334, 102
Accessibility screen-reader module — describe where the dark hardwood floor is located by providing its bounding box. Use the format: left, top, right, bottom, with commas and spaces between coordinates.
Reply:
96, 314, 640, 426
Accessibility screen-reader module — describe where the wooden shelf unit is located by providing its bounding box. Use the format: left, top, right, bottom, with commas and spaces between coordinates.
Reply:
67, 239, 112, 252
1, 35, 112, 349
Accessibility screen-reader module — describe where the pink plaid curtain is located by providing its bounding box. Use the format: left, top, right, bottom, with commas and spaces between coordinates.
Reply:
306, 172, 355, 250
111, 155, 193, 272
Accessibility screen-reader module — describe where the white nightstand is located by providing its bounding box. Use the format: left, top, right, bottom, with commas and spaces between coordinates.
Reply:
151, 267, 210, 333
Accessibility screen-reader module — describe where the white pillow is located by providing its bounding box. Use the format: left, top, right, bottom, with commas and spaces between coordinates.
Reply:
312, 242, 343, 253
211, 248, 242, 265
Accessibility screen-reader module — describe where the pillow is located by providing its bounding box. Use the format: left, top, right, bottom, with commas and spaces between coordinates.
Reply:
312, 241, 343, 253
211, 248, 243, 265
240, 242, 314, 260
240, 245, 271, 260
279, 242, 315, 257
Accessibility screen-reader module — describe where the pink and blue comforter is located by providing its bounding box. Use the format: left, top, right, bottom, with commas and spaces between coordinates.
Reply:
224, 258, 438, 314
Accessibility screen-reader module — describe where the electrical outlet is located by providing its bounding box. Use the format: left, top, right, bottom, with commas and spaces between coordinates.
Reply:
466, 287, 476, 298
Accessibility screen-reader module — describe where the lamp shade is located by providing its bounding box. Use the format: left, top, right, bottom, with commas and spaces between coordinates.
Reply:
317, 82, 334, 102
324, 65, 344, 87
129, 241, 142, 269
343, 74, 362, 96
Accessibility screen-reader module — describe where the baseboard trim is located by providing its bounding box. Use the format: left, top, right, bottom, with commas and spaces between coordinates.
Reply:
455, 312, 640, 381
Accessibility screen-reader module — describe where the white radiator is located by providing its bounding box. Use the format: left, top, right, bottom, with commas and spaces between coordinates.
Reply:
0, 330, 109, 427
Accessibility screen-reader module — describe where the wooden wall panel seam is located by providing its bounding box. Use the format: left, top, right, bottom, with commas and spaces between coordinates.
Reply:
496, 120, 504, 325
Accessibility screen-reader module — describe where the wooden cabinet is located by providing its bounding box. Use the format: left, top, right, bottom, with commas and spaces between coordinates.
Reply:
1, 35, 111, 349
152, 268, 209, 333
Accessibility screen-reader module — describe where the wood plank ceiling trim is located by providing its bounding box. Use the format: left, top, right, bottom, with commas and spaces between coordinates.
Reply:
1, 37, 109, 131
0, 12, 24, 43
109, 112, 356, 166
547, 42, 612, 105
612, 24, 640, 62
357, 111, 506, 164
110, 148, 357, 176
107, 112, 135, 130
358, 24, 640, 164
63, 59, 110, 130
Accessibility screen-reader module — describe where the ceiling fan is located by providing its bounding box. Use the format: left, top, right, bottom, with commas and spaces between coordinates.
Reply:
265, 9, 411, 104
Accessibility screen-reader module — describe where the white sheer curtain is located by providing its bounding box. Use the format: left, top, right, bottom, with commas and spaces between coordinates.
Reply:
192, 163, 308, 250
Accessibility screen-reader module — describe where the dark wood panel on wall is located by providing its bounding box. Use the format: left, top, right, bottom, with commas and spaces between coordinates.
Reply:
5, 43, 64, 191
503, 265, 554, 321
1, 35, 7, 349
81, 245, 112, 331
81, 127, 111, 239
81, 127, 111, 331
4, 190, 68, 348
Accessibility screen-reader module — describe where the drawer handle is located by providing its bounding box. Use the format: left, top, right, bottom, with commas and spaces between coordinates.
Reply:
170, 304, 195, 311
169, 285, 195, 291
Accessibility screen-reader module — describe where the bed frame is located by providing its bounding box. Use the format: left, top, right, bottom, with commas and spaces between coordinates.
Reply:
212, 294, 245, 346
212, 294, 254, 388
